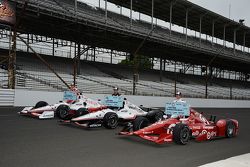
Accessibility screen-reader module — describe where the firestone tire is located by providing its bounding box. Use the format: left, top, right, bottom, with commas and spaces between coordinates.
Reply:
34, 101, 48, 109
133, 117, 150, 131
225, 120, 236, 138
76, 108, 88, 117
103, 112, 119, 129
173, 123, 190, 145
56, 105, 70, 120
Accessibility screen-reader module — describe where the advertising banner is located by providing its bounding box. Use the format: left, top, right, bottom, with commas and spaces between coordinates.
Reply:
0, 0, 16, 25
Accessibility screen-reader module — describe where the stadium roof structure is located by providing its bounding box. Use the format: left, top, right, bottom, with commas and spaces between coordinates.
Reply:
7, 0, 250, 73
107, 0, 250, 47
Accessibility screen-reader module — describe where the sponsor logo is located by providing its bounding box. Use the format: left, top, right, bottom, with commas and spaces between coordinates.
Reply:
205, 126, 215, 130
192, 131, 200, 136
164, 138, 172, 142
192, 126, 201, 130
89, 124, 102, 128
207, 131, 216, 139
201, 130, 207, 135
167, 124, 176, 134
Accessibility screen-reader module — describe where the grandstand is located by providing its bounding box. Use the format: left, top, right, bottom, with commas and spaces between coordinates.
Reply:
0, 0, 250, 100
1, 51, 250, 99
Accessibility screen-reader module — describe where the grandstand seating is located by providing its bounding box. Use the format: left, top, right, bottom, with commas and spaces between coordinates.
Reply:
19, 0, 250, 61
1, 53, 249, 99
1, 0, 249, 99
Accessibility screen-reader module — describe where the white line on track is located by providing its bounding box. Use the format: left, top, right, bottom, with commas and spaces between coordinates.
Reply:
199, 153, 250, 167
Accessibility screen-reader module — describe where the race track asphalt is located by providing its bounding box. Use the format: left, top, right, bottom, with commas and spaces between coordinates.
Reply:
0, 107, 249, 167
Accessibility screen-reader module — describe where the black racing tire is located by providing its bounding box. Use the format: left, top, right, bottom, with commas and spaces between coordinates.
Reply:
56, 105, 70, 120
133, 117, 150, 131
76, 108, 89, 117
173, 123, 190, 145
34, 101, 48, 109
225, 120, 236, 138
147, 111, 164, 123
151, 111, 164, 123
103, 112, 119, 129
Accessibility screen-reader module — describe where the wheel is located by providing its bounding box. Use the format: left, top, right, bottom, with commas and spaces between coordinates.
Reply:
225, 120, 236, 138
75, 108, 88, 117
147, 111, 164, 123
133, 117, 150, 131
152, 111, 164, 122
56, 105, 70, 120
103, 112, 119, 129
34, 101, 48, 109
173, 123, 190, 145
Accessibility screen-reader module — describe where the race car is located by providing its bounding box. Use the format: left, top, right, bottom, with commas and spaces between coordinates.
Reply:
18, 91, 105, 119
119, 103, 239, 145
60, 97, 164, 129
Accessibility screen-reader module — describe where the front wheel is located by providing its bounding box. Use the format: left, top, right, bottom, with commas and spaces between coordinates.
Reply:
56, 105, 70, 120
173, 123, 190, 145
225, 120, 236, 138
103, 112, 119, 129
34, 101, 48, 109
133, 117, 150, 131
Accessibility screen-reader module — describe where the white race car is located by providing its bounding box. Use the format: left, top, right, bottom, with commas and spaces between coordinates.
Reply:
60, 97, 164, 129
18, 92, 105, 119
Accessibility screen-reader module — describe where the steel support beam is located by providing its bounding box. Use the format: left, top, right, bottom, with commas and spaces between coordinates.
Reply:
205, 66, 208, 99
174, 61, 177, 96
233, 29, 236, 54
27, 34, 29, 52
77, 43, 81, 75
169, 2, 173, 38
185, 9, 189, 43
110, 49, 113, 64
52, 38, 55, 56
94, 47, 96, 62
8, 26, 15, 89
163, 59, 166, 71
130, 0, 133, 29
151, 0, 154, 29
105, 0, 107, 24
160, 57, 162, 82
243, 32, 246, 52
212, 20, 215, 45
223, 25, 226, 49
74, 0, 77, 13
17, 35, 70, 89
199, 16, 202, 47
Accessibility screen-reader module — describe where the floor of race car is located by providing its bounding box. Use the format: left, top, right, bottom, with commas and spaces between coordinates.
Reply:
0, 107, 250, 167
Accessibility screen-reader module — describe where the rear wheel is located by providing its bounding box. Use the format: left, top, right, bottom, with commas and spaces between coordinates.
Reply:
152, 111, 164, 122
56, 105, 70, 120
34, 101, 48, 109
173, 123, 190, 145
225, 120, 236, 138
76, 108, 88, 117
133, 117, 150, 131
147, 111, 164, 123
103, 112, 119, 129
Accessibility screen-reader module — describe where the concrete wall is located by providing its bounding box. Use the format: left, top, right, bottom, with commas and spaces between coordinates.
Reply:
0, 89, 15, 106
13, 89, 250, 108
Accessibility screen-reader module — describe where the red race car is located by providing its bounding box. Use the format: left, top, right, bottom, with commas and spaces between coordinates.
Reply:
120, 107, 239, 145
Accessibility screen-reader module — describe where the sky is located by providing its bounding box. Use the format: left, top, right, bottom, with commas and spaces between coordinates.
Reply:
79, 0, 250, 27
188, 0, 250, 26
